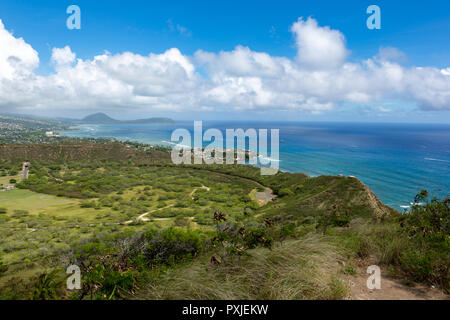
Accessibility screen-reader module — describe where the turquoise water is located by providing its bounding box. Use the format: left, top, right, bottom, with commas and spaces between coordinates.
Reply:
60, 121, 450, 209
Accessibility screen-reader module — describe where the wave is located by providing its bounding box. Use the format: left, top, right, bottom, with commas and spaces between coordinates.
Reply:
258, 155, 281, 162
424, 157, 450, 163
161, 140, 191, 149
161, 140, 177, 145
77, 124, 99, 130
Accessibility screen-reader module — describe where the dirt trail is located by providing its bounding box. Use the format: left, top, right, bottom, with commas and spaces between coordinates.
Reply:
189, 185, 210, 199
346, 267, 448, 300
124, 204, 174, 224
125, 185, 211, 224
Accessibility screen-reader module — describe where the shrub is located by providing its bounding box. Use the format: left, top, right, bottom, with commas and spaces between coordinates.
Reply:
31, 271, 64, 300
141, 227, 203, 265
279, 224, 297, 240
277, 188, 293, 197
243, 226, 273, 249
316, 204, 350, 233
245, 202, 259, 210
80, 200, 95, 208
157, 202, 167, 208
211, 213, 274, 264
240, 195, 252, 203
174, 201, 188, 208
191, 182, 202, 187
0, 278, 30, 299
80, 264, 137, 300
174, 216, 191, 228
401, 191, 449, 243
0, 207, 7, 214
395, 192, 449, 291
12, 210, 29, 218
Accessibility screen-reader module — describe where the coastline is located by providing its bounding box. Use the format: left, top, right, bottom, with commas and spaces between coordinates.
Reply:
58, 122, 450, 210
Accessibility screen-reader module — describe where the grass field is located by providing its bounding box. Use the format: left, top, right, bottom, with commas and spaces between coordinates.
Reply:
0, 189, 78, 213
0, 175, 21, 187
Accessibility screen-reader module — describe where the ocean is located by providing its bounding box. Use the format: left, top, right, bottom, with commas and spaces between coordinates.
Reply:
60, 121, 450, 210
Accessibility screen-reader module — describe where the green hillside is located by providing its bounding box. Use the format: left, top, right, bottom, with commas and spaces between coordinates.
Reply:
0, 142, 447, 300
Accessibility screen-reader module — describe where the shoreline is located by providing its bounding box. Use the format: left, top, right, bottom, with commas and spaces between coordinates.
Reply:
56, 125, 449, 210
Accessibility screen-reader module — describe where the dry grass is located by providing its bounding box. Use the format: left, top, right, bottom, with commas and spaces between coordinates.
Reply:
137, 233, 349, 300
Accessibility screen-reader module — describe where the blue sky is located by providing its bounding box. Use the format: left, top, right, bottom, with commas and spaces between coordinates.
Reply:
2, 0, 450, 67
0, 0, 449, 122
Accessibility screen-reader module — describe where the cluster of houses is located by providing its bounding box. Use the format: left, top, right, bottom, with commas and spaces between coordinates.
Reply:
45, 131, 60, 137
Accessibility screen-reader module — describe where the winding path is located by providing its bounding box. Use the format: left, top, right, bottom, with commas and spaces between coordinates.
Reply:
123, 204, 175, 224
189, 185, 210, 199
124, 185, 211, 224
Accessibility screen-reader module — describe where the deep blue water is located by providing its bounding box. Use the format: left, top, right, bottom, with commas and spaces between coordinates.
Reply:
60, 121, 450, 209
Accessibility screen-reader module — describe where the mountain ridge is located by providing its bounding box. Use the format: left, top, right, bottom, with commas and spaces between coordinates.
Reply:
81, 112, 174, 124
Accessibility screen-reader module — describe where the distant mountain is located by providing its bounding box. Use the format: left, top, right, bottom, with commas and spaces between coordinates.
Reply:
0, 112, 64, 123
82, 113, 119, 124
81, 113, 174, 124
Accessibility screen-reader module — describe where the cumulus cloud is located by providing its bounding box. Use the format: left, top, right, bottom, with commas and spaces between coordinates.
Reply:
0, 17, 449, 115
290, 17, 349, 69
51, 46, 76, 69
0, 19, 38, 80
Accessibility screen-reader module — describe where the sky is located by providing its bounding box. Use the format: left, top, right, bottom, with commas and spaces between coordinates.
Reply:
0, 0, 450, 122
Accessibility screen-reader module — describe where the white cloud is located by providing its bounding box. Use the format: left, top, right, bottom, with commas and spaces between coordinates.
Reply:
51, 46, 76, 69
405, 67, 450, 110
0, 19, 39, 80
195, 46, 287, 78
0, 17, 449, 115
290, 17, 349, 69
377, 46, 407, 63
